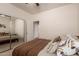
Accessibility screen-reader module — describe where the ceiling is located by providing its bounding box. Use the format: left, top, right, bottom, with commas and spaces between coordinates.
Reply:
11, 3, 70, 14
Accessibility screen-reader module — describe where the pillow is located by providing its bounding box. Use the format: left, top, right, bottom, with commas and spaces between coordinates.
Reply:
47, 36, 61, 54
66, 34, 79, 40
59, 35, 69, 46
59, 34, 78, 47
47, 42, 59, 54
63, 46, 76, 56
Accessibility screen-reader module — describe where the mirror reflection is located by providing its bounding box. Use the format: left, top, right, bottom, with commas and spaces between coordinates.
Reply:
0, 14, 25, 52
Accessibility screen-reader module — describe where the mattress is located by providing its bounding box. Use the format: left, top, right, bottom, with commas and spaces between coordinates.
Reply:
12, 38, 50, 56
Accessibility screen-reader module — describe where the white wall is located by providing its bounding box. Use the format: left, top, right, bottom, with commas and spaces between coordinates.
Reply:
34, 4, 79, 40
0, 3, 33, 42
0, 3, 79, 42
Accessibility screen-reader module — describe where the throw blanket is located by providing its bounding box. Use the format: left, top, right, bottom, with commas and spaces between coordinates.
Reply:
12, 38, 50, 56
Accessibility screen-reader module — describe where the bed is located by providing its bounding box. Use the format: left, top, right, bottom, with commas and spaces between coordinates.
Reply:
12, 38, 50, 56
38, 35, 79, 56
0, 32, 18, 44
12, 35, 79, 56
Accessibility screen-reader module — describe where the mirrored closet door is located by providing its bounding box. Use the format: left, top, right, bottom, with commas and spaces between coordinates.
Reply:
0, 14, 11, 52
0, 14, 25, 53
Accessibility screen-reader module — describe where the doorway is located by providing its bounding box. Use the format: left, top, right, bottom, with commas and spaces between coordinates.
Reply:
33, 21, 39, 39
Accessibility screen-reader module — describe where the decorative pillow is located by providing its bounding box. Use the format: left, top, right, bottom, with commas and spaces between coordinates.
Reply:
60, 46, 76, 56
59, 35, 69, 46
47, 42, 59, 54
47, 36, 61, 54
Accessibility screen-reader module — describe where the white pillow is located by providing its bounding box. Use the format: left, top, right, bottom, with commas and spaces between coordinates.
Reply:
59, 35, 69, 46
63, 46, 76, 56
47, 42, 59, 54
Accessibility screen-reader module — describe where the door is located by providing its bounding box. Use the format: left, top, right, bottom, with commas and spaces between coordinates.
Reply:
33, 21, 39, 39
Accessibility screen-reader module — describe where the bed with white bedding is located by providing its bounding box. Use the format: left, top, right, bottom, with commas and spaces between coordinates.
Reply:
12, 34, 79, 56
38, 34, 79, 56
